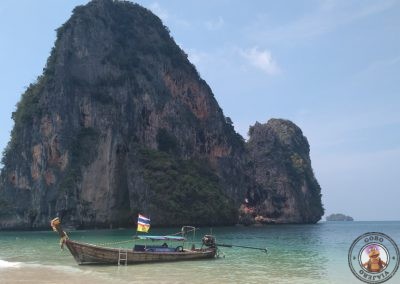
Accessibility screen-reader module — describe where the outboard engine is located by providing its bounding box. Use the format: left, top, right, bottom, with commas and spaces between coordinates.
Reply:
202, 235, 216, 248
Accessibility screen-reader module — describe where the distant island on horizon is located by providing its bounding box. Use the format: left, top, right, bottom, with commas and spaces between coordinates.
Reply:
326, 213, 354, 221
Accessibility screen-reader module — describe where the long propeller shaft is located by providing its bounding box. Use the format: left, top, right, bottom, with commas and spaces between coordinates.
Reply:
216, 243, 267, 253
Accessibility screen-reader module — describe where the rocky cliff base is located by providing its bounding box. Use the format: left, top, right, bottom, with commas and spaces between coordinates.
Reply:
0, 0, 323, 229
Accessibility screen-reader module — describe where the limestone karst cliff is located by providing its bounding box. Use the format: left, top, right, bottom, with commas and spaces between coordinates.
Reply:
241, 119, 324, 224
0, 0, 323, 229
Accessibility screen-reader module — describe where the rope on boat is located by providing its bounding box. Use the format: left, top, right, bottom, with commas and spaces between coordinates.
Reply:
95, 227, 198, 247
96, 239, 135, 247
171, 227, 197, 236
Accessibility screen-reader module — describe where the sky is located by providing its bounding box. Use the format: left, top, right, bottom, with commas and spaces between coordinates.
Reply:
0, 0, 399, 221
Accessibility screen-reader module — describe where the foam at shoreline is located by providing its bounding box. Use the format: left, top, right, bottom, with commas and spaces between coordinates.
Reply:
0, 259, 21, 268
0, 261, 114, 284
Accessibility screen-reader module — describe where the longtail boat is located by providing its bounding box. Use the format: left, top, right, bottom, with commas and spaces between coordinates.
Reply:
50, 218, 217, 265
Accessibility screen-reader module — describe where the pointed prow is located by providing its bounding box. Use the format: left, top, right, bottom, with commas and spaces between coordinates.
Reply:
50, 217, 69, 249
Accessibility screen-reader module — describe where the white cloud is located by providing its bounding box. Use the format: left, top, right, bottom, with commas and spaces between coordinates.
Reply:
147, 2, 191, 29
186, 48, 209, 65
247, 0, 397, 44
240, 47, 280, 75
205, 16, 224, 30
148, 2, 169, 21
295, 105, 400, 152
355, 55, 400, 80
355, 0, 396, 19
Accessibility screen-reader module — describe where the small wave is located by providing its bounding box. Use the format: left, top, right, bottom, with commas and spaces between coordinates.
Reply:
0, 259, 21, 268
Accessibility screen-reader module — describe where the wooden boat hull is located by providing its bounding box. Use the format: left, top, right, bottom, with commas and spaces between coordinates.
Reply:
65, 240, 216, 265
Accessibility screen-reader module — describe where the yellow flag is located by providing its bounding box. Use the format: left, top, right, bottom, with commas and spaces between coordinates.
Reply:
137, 214, 150, 232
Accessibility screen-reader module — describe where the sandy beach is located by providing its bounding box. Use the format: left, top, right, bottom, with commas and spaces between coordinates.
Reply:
1, 263, 113, 284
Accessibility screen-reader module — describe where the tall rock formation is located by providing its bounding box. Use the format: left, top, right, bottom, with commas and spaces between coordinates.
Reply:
0, 0, 323, 229
241, 119, 324, 224
0, 0, 246, 229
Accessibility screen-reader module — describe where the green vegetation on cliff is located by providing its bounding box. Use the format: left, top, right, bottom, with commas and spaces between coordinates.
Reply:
1, 76, 47, 167
0, 197, 13, 216
0, 0, 323, 229
244, 119, 324, 224
138, 148, 237, 226
59, 128, 100, 195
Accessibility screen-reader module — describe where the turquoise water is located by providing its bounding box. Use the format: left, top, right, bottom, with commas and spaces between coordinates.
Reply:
0, 222, 399, 283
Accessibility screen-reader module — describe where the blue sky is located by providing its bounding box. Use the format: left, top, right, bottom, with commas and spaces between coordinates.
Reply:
1, 0, 399, 221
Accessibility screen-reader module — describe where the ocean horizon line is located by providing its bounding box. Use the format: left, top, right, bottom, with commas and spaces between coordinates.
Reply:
1, 219, 399, 233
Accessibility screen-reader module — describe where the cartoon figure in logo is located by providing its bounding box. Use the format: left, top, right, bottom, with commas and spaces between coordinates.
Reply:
363, 245, 387, 273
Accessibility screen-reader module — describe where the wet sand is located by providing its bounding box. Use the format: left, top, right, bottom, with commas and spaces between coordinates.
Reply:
1, 266, 112, 284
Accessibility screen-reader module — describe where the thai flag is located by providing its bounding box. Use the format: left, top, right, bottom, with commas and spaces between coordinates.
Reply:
137, 214, 150, 232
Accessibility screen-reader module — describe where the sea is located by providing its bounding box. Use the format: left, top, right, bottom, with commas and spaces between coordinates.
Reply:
0, 221, 399, 284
